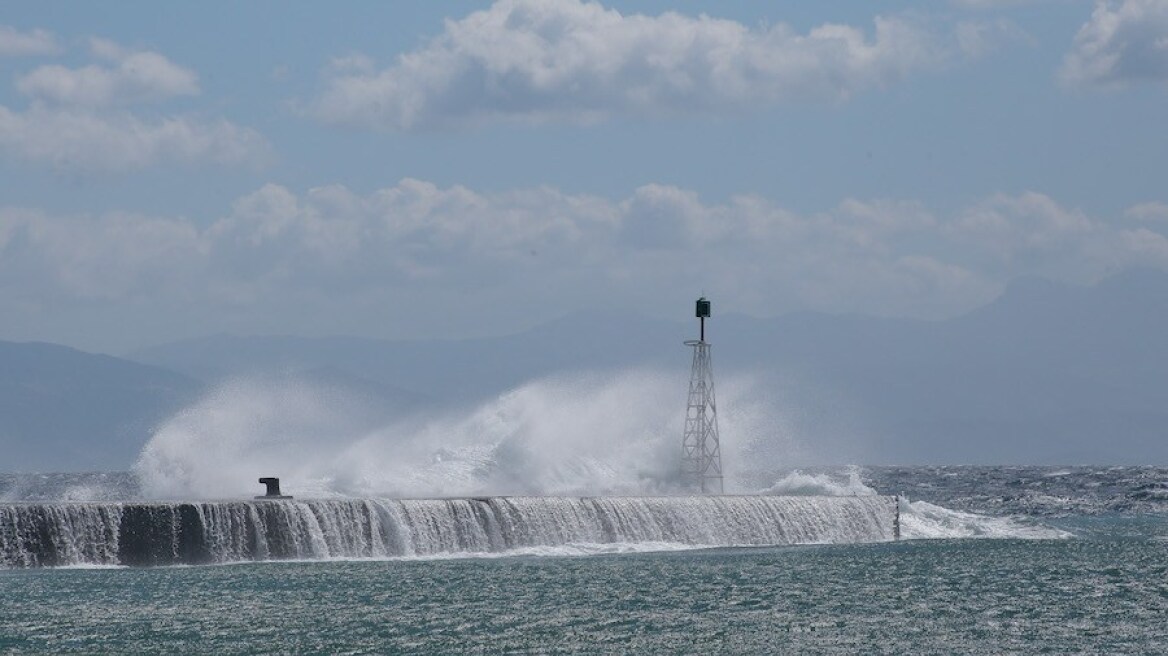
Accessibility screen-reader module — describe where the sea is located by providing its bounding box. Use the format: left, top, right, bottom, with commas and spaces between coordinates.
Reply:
2, 465, 1166, 654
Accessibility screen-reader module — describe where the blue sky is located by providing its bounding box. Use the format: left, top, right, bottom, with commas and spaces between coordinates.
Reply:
1, 0, 1166, 352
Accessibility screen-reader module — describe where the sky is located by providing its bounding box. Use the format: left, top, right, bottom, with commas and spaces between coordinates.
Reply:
0, 0, 1166, 354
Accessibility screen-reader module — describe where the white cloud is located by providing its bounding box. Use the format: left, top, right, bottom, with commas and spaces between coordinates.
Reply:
1126, 201, 1168, 222
0, 25, 60, 57
326, 54, 377, 75
1060, 0, 1168, 88
954, 18, 1032, 57
2, 209, 205, 300
4, 182, 1164, 334
951, 0, 1039, 8
0, 105, 270, 173
309, 0, 993, 131
953, 192, 1095, 253
18, 38, 199, 106
0, 38, 268, 173
1119, 227, 1168, 266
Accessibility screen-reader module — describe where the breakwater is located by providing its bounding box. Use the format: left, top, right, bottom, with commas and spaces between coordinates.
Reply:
0, 495, 898, 567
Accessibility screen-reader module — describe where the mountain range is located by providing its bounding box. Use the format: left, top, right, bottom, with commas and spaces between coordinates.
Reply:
3, 269, 1167, 471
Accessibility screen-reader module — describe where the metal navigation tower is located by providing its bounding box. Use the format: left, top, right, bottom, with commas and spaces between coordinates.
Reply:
681, 297, 723, 494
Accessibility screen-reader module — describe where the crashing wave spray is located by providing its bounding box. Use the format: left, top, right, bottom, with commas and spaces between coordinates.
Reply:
133, 370, 795, 500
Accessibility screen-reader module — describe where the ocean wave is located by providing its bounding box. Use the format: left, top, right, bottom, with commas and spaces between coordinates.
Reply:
757, 467, 877, 497
898, 498, 1071, 540
754, 468, 1070, 540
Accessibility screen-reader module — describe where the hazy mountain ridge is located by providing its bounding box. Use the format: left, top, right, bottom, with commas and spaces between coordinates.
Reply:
0, 341, 204, 472
4, 269, 1168, 471
127, 268, 1168, 465
127, 313, 692, 402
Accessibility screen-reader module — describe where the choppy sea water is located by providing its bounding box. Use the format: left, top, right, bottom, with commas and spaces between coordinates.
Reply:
1, 466, 1166, 654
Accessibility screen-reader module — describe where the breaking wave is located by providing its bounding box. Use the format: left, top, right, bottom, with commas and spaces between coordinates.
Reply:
758, 467, 877, 497
757, 468, 1068, 540
897, 499, 1071, 540
123, 373, 1074, 544
133, 370, 796, 500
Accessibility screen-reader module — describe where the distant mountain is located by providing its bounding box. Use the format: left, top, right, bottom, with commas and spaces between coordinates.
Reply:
0, 343, 435, 473
125, 269, 1168, 466
729, 269, 1168, 464
0, 342, 203, 472
127, 312, 692, 403
5, 269, 1167, 471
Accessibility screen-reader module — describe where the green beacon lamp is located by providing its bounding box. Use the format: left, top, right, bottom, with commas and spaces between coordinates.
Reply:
695, 297, 711, 342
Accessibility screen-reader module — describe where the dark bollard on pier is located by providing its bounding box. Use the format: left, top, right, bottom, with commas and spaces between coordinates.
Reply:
256, 477, 292, 500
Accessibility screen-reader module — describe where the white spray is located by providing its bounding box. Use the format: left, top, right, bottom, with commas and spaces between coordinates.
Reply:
134, 369, 805, 500
131, 367, 1067, 542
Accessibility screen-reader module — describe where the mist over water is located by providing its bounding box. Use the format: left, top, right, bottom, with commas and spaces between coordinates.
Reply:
133, 369, 801, 500
127, 370, 1068, 541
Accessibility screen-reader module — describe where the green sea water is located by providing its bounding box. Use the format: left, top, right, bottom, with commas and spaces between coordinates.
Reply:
3, 531, 1166, 655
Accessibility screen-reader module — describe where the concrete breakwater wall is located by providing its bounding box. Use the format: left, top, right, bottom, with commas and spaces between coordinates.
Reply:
0, 495, 899, 567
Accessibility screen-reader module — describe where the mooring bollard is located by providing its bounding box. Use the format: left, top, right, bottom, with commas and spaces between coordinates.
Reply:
256, 477, 292, 500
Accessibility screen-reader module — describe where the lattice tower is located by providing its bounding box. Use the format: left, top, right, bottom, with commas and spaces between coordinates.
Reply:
681, 297, 723, 494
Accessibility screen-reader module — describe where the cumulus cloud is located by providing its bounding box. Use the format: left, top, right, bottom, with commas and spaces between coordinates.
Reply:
0, 38, 268, 173
2, 182, 1164, 335
17, 38, 199, 106
1126, 201, 1168, 222
1119, 227, 1168, 265
309, 0, 1003, 131
954, 192, 1095, 253
0, 25, 60, 57
951, 0, 1038, 8
955, 18, 1032, 57
1060, 0, 1168, 88
0, 106, 269, 173
7, 209, 205, 300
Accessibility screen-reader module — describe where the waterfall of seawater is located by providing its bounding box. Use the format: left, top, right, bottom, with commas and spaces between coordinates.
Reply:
0, 496, 898, 567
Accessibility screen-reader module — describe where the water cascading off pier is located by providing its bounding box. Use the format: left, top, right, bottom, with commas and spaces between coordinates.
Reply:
0, 495, 899, 567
